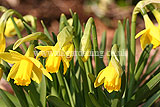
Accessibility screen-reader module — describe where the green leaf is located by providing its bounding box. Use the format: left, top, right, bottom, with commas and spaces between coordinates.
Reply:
117, 21, 126, 70
142, 90, 160, 107
40, 75, 46, 107
88, 92, 102, 107
52, 32, 57, 43
41, 20, 55, 45
112, 29, 118, 46
24, 83, 42, 107
10, 16, 27, 51
10, 80, 29, 107
92, 21, 101, 75
64, 77, 75, 107
134, 44, 153, 81
126, 19, 130, 82
100, 31, 106, 52
127, 72, 160, 106
0, 89, 15, 107
147, 49, 158, 70
47, 95, 70, 107
127, 44, 153, 101
13, 32, 53, 50
59, 14, 69, 32
139, 60, 160, 85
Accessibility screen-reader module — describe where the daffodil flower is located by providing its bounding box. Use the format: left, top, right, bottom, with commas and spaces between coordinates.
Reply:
135, 14, 160, 50
4, 17, 24, 37
94, 56, 122, 93
36, 43, 74, 75
0, 45, 52, 86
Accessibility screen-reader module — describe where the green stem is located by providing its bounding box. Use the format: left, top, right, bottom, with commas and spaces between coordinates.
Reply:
56, 71, 69, 104
11, 16, 27, 51
128, 9, 137, 101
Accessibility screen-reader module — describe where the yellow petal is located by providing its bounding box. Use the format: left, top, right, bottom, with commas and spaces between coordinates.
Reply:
45, 53, 61, 73
0, 37, 6, 52
140, 33, 151, 50
14, 59, 33, 86
62, 43, 74, 61
62, 60, 68, 75
36, 51, 51, 59
143, 14, 154, 29
5, 17, 24, 37
9, 50, 24, 58
0, 52, 21, 64
41, 67, 53, 81
36, 46, 53, 51
31, 65, 42, 84
135, 29, 148, 39
7, 62, 20, 81
152, 9, 160, 26
94, 68, 105, 88
28, 57, 41, 68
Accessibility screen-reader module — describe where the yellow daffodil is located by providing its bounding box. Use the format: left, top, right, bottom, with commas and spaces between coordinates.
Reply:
4, 17, 24, 37
0, 45, 52, 86
94, 56, 122, 93
36, 42, 74, 75
135, 14, 160, 50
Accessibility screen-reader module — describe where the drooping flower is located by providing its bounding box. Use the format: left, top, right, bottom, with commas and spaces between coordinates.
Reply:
135, 14, 160, 50
0, 45, 52, 86
94, 56, 122, 93
4, 17, 24, 37
36, 42, 74, 75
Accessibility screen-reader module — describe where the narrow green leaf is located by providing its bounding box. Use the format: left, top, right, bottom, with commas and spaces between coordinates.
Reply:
100, 31, 106, 52
0, 89, 15, 107
10, 80, 29, 107
92, 21, 101, 75
47, 95, 70, 107
139, 60, 160, 85
128, 44, 153, 101
88, 92, 102, 107
147, 49, 158, 70
56, 71, 69, 104
112, 29, 118, 46
126, 19, 130, 81
41, 20, 55, 45
142, 90, 160, 107
13, 32, 53, 50
134, 44, 153, 81
23, 21, 35, 33
59, 14, 69, 32
40, 75, 46, 107
127, 72, 160, 106
64, 77, 75, 107
10, 16, 27, 51
52, 32, 57, 43
25, 83, 42, 107
117, 21, 126, 70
